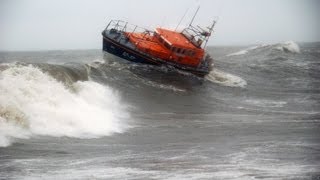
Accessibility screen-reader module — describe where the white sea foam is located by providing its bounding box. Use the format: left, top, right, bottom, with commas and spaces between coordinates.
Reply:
206, 69, 247, 88
274, 41, 300, 53
0, 64, 128, 147
0, 119, 30, 147
92, 58, 105, 64
245, 99, 287, 108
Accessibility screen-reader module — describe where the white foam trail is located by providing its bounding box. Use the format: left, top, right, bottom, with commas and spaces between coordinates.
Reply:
140, 79, 186, 92
274, 41, 300, 53
245, 99, 287, 108
205, 69, 247, 88
0, 64, 128, 147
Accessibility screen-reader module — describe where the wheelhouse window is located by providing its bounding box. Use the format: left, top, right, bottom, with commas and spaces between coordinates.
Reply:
164, 41, 171, 49
154, 32, 159, 39
187, 50, 193, 56
172, 47, 177, 52
159, 37, 164, 44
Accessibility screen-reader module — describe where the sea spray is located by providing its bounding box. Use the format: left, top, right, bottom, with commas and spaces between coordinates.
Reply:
0, 64, 129, 147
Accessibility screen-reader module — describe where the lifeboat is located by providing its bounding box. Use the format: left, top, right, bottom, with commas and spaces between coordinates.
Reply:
102, 13, 216, 77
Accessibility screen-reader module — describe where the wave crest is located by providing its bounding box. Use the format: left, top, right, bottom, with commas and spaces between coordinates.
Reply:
227, 44, 269, 56
0, 64, 128, 147
274, 41, 300, 53
227, 41, 300, 56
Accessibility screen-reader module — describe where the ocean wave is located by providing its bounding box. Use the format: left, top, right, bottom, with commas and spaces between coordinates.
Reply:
227, 41, 300, 56
227, 44, 270, 56
0, 64, 129, 147
274, 41, 300, 53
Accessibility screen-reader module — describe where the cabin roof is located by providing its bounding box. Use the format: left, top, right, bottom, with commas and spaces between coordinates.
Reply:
155, 28, 196, 49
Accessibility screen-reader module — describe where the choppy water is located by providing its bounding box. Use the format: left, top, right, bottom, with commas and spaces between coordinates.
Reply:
0, 41, 319, 179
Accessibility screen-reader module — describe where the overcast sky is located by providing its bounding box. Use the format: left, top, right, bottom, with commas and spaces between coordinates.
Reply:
0, 0, 319, 51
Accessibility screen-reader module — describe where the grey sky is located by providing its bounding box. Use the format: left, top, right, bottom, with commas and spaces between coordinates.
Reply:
1, 0, 319, 51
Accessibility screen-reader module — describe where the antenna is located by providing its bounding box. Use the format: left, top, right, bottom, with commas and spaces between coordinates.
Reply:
175, 8, 189, 31
203, 20, 217, 49
189, 6, 200, 27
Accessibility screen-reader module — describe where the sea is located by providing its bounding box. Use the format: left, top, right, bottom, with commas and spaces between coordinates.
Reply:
0, 41, 319, 180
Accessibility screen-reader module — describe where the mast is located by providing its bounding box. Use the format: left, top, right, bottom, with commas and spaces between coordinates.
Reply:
189, 6, 200, 27
203, 20, 217, 49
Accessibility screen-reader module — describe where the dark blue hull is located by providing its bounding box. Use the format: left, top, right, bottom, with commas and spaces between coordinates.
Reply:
102, 36, 157, 65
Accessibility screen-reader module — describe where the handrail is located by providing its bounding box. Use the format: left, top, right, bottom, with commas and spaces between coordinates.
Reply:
104, 20, 154, 34
104, 19, 216, 51
104, 20, 157, 48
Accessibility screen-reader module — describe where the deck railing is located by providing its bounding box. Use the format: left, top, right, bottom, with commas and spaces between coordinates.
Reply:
105, 20, 154, 36
105, 20, 158, 46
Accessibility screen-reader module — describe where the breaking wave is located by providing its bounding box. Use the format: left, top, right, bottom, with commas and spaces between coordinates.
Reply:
0, 64, 128, 147
227, 41, 300, 56
227, 44, 269, 56
274, 41, 300, 53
